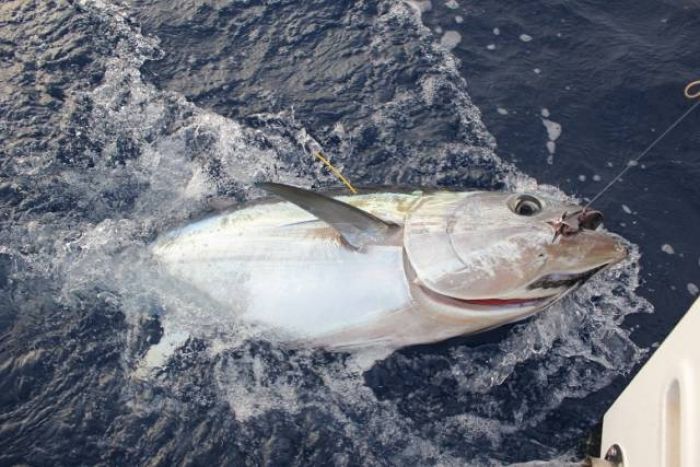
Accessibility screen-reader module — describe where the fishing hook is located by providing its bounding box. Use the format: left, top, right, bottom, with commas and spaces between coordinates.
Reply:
547, 208, 600, 242
547, 211, 576, 242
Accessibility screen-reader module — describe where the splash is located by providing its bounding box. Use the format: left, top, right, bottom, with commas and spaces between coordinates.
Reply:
0, 0, 652, 464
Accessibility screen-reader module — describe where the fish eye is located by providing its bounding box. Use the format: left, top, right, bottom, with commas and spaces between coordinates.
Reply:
510, 195, 542, 216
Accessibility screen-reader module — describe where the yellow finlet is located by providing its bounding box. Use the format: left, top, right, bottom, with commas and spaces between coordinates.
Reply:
312, 151, 357, 195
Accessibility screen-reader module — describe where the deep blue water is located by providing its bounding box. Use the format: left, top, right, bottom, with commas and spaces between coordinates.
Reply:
0, 0, 698, 465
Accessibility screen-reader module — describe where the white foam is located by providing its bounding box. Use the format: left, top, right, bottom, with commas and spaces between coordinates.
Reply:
542, 118, 562, 141
546, 141, 556, 155
519, 33, 533, 42
421, 75, 437, 105
135, 329, 190, 377
661, 243, 675, 255
405, 0, 432, 15
541, 116, 561, 161
440, 30, 462, 50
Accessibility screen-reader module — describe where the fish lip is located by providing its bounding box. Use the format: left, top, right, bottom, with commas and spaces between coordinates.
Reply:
416, 283, 557, 311
416, 264, 612, 311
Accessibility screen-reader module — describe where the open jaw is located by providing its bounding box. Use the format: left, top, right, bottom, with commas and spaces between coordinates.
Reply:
526, 266, 605, 290
418, 267, 606, 312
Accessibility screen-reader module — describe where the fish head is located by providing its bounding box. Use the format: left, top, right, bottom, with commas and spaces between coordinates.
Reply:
404, 191, 627, 314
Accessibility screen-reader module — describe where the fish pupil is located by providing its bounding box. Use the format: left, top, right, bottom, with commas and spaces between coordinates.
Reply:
516, 202, 537, 216
519, 205, 533, 215
509, 194, 543, 216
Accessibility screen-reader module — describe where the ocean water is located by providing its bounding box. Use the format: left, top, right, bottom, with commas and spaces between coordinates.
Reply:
1, 0, 698, 465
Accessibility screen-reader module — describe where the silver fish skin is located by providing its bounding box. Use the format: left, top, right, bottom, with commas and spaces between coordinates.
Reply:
152, 188, 626, 351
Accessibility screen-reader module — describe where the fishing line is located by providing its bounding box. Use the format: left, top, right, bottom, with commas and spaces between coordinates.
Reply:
312, 151, 358, 194
310, 81, 700, 202
584, 80, 700, 209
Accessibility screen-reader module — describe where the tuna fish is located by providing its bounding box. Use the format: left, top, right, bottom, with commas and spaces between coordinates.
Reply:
152, 183, 626, 351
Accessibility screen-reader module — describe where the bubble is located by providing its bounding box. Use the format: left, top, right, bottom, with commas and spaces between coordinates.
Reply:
440, 30, 462, 50
546, 141, 556, 155
542, 119, 562, 141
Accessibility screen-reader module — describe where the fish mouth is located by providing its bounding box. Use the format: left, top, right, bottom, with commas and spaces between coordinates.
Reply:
417, 266, 605, 311
417, 284, 557, 311
526, 266, 605, 291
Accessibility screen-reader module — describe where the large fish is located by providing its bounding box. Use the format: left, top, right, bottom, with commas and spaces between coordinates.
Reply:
152, 183, 626, 351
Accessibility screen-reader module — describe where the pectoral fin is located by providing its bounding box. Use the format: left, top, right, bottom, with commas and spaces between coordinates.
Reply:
258, 182, 398, 249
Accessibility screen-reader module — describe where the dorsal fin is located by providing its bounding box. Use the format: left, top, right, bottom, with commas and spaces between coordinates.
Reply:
258, 182, 398, 249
